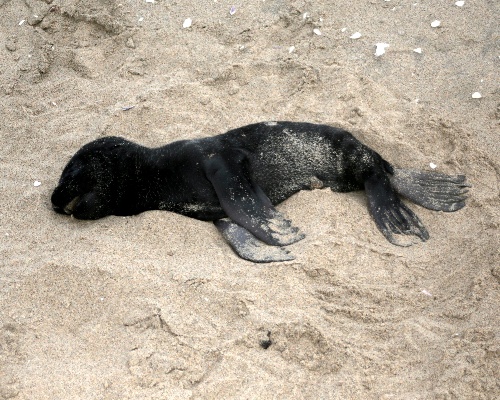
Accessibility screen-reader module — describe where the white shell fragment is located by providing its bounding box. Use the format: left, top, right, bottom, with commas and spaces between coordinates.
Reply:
471, 92, 482, 99
229, 6, 237, 15
183, 18, 192, 28
375, 43, 389, 57
19, 19, 26, 25
145, 0, 155, 3
455, 1, 465, 6
429, 163, 437, 169
34, 181, 41, 187
350, 32, 362, 39
431, 20, 441, 28
413, 47, 422, 54
288, 46, 295, 53
421, 289, 433, 297
313, 28, 322, 36
341, 27, 347, 32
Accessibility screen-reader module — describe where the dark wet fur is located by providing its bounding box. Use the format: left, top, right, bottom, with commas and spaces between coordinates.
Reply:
52, 122, 469, 262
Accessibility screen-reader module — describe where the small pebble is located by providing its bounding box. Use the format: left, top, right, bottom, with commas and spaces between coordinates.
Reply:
413, 47, 422, 54
429, 163, 437, 169
375, 43, 389, 57
431, 20, 441, 28
34, 181, 41, 187
313, 28, 322, 36
5, 37, 17, 52
341, 27, 347, 32
421, 289, 433, 297
455, 1, 465, 6
471, 92, 482, 99
183, 18, 192, 28
126, 38, 135, 48
288, 46, 295, 53
229, 6, 237, 15
350, 32, 362, 39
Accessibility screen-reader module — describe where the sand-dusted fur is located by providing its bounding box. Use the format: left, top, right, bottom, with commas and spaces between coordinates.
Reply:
52, 121, 469, 262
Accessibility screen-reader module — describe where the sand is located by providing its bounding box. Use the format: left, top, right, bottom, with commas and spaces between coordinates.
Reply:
1, 0, 499, 399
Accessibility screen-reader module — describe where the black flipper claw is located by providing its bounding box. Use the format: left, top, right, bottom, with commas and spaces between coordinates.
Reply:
365, 173, 429, 247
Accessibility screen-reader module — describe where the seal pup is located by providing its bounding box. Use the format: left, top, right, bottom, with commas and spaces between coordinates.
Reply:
51, 121, 469, 262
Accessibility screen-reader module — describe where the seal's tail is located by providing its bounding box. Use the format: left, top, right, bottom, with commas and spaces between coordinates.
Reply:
388, 168, 470, 212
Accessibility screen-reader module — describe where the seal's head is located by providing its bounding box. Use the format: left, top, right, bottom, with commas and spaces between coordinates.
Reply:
51, 137, 123, 219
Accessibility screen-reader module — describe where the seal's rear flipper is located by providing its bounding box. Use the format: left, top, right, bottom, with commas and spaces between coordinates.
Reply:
389, 168, 470, 212
215, 219, 295, 263
365, 174, 430, 247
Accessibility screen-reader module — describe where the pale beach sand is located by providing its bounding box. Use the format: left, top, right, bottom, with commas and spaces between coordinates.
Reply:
1, 1, 498, 399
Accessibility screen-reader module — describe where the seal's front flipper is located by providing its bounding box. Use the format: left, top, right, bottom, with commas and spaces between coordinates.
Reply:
215, 219, 295, 263
205, 154, 305, 246
389, 168, 470, 212
365, 173, 429, 247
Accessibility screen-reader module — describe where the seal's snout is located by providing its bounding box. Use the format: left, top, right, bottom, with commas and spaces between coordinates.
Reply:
52, 197, 79, 215
53, 192, 80, 215
51, 185, 77, 215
